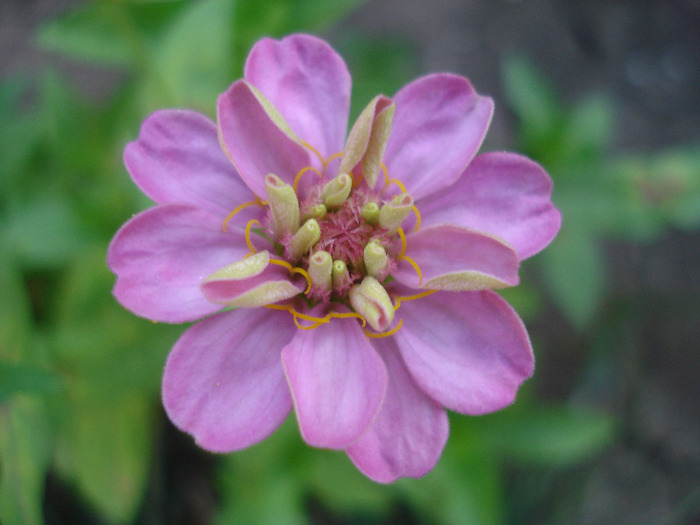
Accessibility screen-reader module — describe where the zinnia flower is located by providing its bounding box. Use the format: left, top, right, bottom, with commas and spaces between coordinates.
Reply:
108, 34, 561, 482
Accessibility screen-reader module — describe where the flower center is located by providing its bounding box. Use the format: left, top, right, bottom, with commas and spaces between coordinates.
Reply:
220, 144, 430, 335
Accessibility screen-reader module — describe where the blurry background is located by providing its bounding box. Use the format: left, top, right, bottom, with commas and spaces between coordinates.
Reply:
1, 1, 699, 524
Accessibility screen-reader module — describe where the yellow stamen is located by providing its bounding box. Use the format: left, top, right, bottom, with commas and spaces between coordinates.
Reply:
294, 317, 325, 330
397, 254, 423, 286
397, 227, 408, 257
222, 199, 262, 232
291, 267, 312, 294
293, 166, 323, 193
411, 204, 422, 232
365, 319, 403, 338
381, 162, 408, 194
244, 219, 260, 254
325, 151, 344, 165
301, 140, 326, 168
328, 311, 367, 327
393, 290, 437, 303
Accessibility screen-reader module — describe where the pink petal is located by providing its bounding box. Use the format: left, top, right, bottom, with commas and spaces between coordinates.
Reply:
124, 109, 254, 218
107, 204, 249, 323
217, 80, 311, 198
384, 74, 494, 200
393, 225, 520, 291
162, 308, 295, 452
394, 290, 534, 415
201, 252, 305, 307
418, 152, 562, 259
244, 34, 351, 159
281, 317, 388, 449
347, 338, 449, 483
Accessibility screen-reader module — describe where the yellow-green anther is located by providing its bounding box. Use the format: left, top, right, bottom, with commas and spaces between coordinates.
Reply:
378, 193, 414, 233
321, 173, 352, 208
361, 202, 380, 225
363, 241, 387, 278
349, 276, 395, 332
302, 203, 327, 222
332, 260, 349, 288
265, 173, 300, 237
308, 250, 332, 291
291, 219, 321, 260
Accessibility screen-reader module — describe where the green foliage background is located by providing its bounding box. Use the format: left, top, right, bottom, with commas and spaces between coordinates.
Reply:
1, 1, 698, 524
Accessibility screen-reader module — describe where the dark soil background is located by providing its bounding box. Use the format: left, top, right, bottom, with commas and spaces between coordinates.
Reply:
2, 1, 699, 524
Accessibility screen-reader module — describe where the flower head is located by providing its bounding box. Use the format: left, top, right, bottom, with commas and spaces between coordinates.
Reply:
108, 34, 561, 482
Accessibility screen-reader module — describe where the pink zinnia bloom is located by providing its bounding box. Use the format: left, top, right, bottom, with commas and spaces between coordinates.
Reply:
108, 34, 560, 482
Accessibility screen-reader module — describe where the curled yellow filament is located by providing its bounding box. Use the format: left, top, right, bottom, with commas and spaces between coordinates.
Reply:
222, 198, 266, 232
365, 319, 404, 338
244, 219, 260, 254
293, 166, 323, 193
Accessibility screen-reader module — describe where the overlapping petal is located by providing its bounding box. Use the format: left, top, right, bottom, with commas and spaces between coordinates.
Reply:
108, 204, 249, 323
217, 80, 311, 197
347, 338, 449, 483
392, 225, 520, 290
244, 34, 351, 158
124, 110, 253, 218
201, 251, 305, 307
162, 308, 295, 452
384, 73, 494, 200
394, 290, 534, 415
418, 152, 562, 259
281, 316, 388, 449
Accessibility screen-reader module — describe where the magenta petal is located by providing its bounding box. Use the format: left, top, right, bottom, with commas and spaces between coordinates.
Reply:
162, 308, 295, 452
281, 317, 388, 449
124, 109, 254, 218
244, 34, 351, 158
393, 225, 520, 290
419, 152, 562, 259
107, 204, 249, 323
217, 80, 311, 197
384, 74, 494, 200
347, 338, 449, 483
395, 290, 534, 415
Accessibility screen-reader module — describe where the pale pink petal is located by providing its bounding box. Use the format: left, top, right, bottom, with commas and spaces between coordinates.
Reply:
392, 225, 520, 291
394, 290, 534, 415
347, 338, 449, 483
244, 34, 351, 158
281, 317, 388, 449
108, 204, 249, 323
383, 74, 494, 200
217, 80, 311, 197
162, 308, 295, 452
418, 152, 562, 259
124, 110, 254, 218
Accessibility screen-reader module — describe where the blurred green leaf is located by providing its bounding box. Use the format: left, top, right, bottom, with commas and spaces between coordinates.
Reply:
0, 258, 32, 359
54, 391, 155, 524
0, 398, 53, 525
36, 1, 187, 67
475, 405, 615, 466
561, 94, 615, 164
4, 193, 88, 268
0, 361, 60, 401
539, 227, 606, 329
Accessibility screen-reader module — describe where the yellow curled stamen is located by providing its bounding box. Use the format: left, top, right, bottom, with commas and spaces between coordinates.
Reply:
381, 162, 408, 194
244, 219, 260, 254
265, 304, 292, 312
411, 204, 422, 232
397, 227, 408, 257
365, 319, 403, 338
393, 290, 437, 303
301, 141, 326, 168
397, 254, 423, 286
328, 311, 367, 327
291, 267, 312, 294
325, 151, 344, 165
293, 166, 323, 193
294, 317, 325, 330
222, 200, 261, 232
